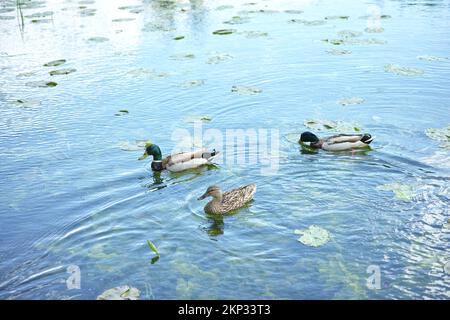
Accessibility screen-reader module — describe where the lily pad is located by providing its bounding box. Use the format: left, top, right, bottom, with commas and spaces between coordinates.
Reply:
384, 64, 424, 76
115, 109, 129, 116
322, 38, 345, 45
44, 59, 66, 67
377, 182, 415, 201
304, 119, 362, 133
142, 22, 175, 32
365, 27, 384, 33
417, 55, 448, 62
326, 49, 352, 55
338, 97, 365, 106
215, 5, 234, 11
238, 30, 268, 38
223, 16, 250, 25
294, 225, 331, 247
26, 80, 57, 88
425, 125, 450, 149
284, 10, 303, 14
206, 53, 233, 64
11, 99, 41, 107
212, 29, 235, 35
169, 53, 195, 60
88, 36, 109, 43
30, 18, 52, 23
173, 35, 185, 40
179, 79, 205, 88
97, 285, 140, 300
49, 68, 76, 76
231, 85, 262, 95
126, 68, 170, 78
325, 15, 349, 20
112, 18, 135, 22
184, 115, 212, 123
289, 19, 326, 26
337, 30, 362, 38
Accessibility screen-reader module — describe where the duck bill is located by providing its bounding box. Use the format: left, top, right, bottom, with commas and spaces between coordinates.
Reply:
138, 151, 148, 160
197, 192, 208, 200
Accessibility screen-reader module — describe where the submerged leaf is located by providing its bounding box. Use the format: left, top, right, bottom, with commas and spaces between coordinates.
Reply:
384, 64, 424, 76
425, 125, 450, 149
294, 225, 331, 247
97, 286, 140, 300
377, 182, 415, 201
49, 68, 76, 76
231, 85, 262, 95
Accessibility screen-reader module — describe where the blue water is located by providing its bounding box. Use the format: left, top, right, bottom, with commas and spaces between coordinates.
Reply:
0, 0, 449, 299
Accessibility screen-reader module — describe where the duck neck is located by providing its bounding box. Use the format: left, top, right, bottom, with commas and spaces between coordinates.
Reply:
211, 192, 223, 203
151, 145, 163, 161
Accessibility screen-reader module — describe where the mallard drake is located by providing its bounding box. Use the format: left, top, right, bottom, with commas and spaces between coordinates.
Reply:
299, 131, 373, 151
138, 143, 219, 172
197, 184, 256, 215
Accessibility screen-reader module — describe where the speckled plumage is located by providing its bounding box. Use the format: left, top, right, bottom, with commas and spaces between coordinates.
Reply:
199, 184, 256, 215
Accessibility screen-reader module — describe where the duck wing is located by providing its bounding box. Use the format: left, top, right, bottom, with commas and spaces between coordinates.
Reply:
168, 149, 220, 165
222, 184, 257, 211
325, 134, 373, 145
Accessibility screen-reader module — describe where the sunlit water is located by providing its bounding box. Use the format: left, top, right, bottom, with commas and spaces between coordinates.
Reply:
0, 0, 449, 299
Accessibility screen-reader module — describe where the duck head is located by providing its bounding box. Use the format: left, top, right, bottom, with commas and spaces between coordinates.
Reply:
138, 142, 162, 161
198, 185, 222, 200
299, 131, 320, 144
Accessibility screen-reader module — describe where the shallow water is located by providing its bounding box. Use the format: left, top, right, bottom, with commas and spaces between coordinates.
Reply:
0, 0, 449, 299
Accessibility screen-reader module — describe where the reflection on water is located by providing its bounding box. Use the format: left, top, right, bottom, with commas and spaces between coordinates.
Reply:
0, 0, 450, 299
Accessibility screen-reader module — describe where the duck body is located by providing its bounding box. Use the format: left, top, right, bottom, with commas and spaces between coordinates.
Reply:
139, 143, 219, 172
299, 131, 373, 151
198, 184, 256, 215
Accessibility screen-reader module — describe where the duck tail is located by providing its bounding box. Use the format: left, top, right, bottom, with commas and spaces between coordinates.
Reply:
360, 134, 373, 144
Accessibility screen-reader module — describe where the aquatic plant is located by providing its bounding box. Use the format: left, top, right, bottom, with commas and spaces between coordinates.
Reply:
294, 225, 331, 247
97, 285, 140, 300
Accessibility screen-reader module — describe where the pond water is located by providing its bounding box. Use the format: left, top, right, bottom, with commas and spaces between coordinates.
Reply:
1, 0, 449, 299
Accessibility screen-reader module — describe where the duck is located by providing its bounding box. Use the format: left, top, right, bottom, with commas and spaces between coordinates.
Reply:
138, 142, 219, 172
299, 131, 373, 151
197, 184, 256, 215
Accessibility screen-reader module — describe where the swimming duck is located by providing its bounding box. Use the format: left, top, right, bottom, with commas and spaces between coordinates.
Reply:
138, 143, 219, 172
197, 184, 256, 215
299, 131, 373, 151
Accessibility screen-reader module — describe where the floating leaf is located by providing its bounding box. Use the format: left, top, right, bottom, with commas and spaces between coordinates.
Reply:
147, 240, 159, 256
126, 68, 170, 78
112, 18, 135, 22
231, 85, 262, 95
212, 29, 235, 35
173, 35, 185, 40
26, 80, 57, 88
223, 16, 250, 25
417, 55, 448, 62
337, 30, 362, 38
49, 68, 76, 76
169, 53, 195, 60
326, 49, 352, 55
384, 64, 424, 76
25, 11, 53, 18
87, 36, 109, 43
425, 125, 450, 149
322, 38, 345, 45
289, 19, 326, 26
294, 225, 331, 247
206, 53, 234, 64
304, 119, 362, 132
215, 5, 234, 10
184, 115, 212, 123
238, 30, 268, 38
338, 97, 365, 106
43, 59, 66, 67
365, 27, 384, 33
97, 286, 140, 300
284, 10, 303, 14
377, 182, 415, 201
118, 140, 150, 151
115, 109, 129, 116
325, 15, 349, 20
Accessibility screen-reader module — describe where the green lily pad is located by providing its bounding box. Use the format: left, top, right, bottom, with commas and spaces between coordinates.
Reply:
223, 16, 250, 25
377, 182, 415, 201
417, 55, 448, 62
184, 115, 212, 123
115, 109, 129, 116
87, 36, 109, 43
26, 80, 57, 88
326, 49, 352, 55
206, 53, 233, 64
231, 85, 262, 95
304, 119, 362, 132
384, 64, 424, 76
212, 29, 235, 35
174, 35, 185, 40
169, 53, 195, 61
284, 10, 304, 14
325, 15, 349, 20
425, 125, 450, 149
44, 59, 66, 67
338, 97, 365, 106
97, 285, 140, 300
49, 68, 76, 76
294, 225, 331, 247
